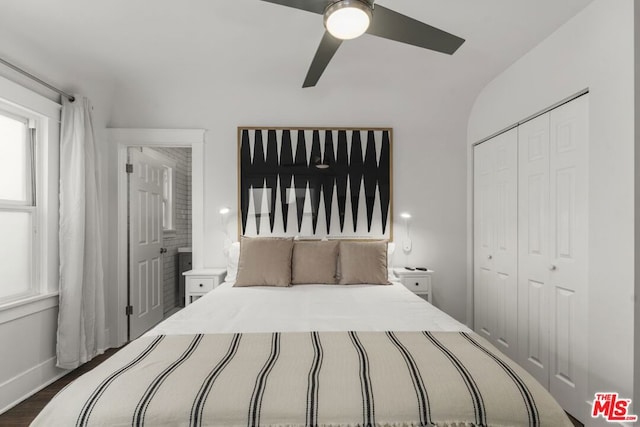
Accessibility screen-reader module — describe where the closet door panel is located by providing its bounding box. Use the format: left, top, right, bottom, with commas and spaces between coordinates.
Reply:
517, 113, 550, 388
548, 95, 588, 418
491, 130, 518, 358
475, 265, 493, 339
473, 141, 495, 341
473, 129, 517, 358
495, 271, 518, 354
526, 279, 546, 368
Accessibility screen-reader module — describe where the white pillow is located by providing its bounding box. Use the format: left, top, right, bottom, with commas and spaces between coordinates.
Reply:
226, 242, 241, 282
387, 242, 396, 280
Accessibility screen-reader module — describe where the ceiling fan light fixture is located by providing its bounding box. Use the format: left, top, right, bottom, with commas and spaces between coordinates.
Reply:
324, 0, 373, 40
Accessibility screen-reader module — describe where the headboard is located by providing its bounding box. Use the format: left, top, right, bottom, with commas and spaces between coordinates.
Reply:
238, 127, 392, 239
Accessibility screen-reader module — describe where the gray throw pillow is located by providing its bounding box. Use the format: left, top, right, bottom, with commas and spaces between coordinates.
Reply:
291, 240, 339, 284
338, 240, 389, 285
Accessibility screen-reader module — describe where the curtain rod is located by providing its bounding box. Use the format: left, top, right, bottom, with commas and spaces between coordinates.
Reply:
0, 57, 75, 102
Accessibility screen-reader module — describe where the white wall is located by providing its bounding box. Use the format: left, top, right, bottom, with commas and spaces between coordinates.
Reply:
467, 0, 635, 421
108, 62, 472, 324
0, 305, 63, 413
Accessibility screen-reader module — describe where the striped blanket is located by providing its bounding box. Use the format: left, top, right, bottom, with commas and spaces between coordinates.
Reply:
32, 331, 571, 426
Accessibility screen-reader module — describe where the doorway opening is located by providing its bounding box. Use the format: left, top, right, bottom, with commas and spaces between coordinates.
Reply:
111, 128, 205, 347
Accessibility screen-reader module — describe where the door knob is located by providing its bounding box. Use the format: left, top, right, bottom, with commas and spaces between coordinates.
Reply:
549, 264, 557, 271
488, 255, 493, 260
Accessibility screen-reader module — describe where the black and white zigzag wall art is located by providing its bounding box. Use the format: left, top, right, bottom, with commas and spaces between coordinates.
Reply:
238, 127, 392, 239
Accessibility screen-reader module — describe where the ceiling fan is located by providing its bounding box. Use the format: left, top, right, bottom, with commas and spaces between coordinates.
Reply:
261, 0, 465, 88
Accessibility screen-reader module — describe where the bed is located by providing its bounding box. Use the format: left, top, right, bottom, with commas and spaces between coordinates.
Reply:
32, 240, 572, 426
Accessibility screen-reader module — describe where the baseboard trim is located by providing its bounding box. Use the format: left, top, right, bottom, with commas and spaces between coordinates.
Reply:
0, 356, 69, 415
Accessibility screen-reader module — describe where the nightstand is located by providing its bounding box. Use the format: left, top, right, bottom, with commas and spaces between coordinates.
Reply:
183, 268, 226, 306
393, 268, 434, 304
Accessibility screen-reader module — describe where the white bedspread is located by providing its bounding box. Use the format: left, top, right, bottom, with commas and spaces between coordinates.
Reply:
35, 282, 575, 427
147, 280, 470, 336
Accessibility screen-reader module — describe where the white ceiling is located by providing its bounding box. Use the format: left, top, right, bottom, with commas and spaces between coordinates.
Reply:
0, 0, 595, 102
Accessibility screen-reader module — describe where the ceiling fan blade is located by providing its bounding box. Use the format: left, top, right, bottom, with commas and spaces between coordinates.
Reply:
367, 5, 465, 54
303, 32, 343, 88
260, 0, 326, 14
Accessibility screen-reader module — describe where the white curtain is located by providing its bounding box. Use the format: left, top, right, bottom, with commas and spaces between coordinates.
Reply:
57, 96, 105, 369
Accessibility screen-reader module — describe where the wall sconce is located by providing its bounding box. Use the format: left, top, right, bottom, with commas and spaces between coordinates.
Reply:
219, 206, 231, 230
400, 212, 412, 253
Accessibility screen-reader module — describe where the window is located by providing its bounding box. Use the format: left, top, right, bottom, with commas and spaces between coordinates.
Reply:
0, 77, 59, 315
0, 108, 37, 302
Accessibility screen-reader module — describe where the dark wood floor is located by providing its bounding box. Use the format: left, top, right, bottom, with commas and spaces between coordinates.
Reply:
0, 345, 584, 427
0, 348, 119, 427
568, 413, 584, 427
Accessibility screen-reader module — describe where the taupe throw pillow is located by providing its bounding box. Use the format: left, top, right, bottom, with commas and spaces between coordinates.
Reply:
291, 241, 339, 284
339, 240, 389, 285
234, 237, 294, 287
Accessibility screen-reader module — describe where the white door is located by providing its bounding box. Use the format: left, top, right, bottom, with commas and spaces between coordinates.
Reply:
474, 128, 518, 360
474, 139, 495, 343
518, 113, 551, 388
518, 95, 589, 421
129, 149, 164, 340
548, 95, 588, 421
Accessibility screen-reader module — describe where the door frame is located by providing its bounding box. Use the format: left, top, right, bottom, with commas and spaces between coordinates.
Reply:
108, 128, 205, 347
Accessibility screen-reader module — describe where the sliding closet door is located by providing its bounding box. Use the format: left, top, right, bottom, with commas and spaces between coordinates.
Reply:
517, 113, 551, 388
473, 128, 518, 360
548, 95, 588, 418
